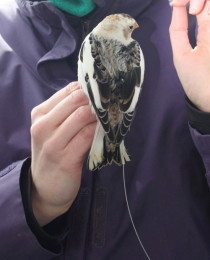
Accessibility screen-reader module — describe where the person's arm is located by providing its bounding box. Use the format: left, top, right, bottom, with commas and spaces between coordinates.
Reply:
170, 0, 210, 186
185, 97, 210, 186
20, 158, 70, 253
0, 160, 61, 259
0, 82, 96, 259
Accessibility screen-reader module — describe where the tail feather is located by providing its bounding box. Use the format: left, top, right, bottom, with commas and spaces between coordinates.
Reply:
113, 140, 131, 166
88, 126, 130, 171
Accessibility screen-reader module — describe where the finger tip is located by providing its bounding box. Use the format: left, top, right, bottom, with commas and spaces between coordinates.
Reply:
189, 6, 197, 15
189, 10, 196, 15
169, 0, 180, 7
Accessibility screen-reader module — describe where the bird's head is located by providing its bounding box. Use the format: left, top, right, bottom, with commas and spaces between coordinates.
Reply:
93, 13, 139, 44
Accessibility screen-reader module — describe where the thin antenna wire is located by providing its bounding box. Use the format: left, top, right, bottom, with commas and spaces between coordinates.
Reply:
122, 164, 151, 260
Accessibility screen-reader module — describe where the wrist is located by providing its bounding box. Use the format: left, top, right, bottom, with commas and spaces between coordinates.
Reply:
185, 96, 210, 135
31, 186, 71, 226
186, 95, 210, 113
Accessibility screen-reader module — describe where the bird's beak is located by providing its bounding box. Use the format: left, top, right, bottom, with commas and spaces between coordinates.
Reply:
134, 22, 139, 29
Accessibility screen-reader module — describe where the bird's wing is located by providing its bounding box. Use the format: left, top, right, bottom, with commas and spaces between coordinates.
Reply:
78, 33, 115, 141
116, 40, 144, 113
114, 40, 145, 144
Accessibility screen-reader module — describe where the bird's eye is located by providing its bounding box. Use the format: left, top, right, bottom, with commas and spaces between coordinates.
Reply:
129, 25, 133, 29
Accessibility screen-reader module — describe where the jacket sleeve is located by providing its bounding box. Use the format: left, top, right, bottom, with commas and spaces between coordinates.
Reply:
0, 159, 67, 260
186, 97, 210, 187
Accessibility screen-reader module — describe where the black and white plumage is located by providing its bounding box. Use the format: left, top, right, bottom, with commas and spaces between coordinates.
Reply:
78, 13, 145, 171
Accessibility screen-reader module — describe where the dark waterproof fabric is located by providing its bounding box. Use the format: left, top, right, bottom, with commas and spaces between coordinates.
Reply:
1, 0, 210, 259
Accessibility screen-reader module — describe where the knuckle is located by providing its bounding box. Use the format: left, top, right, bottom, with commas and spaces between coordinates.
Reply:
31, 106, 43, 121
66, 81, 81, 94
42, 141, 54, 157
169, 23, 174, 34
75, 106, 92, 121
70, 89, 87, 104
80, 124, 95, 140
30, 120, 45, 140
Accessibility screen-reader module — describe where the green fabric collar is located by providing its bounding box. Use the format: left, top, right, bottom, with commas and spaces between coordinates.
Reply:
47, 0, 96, 17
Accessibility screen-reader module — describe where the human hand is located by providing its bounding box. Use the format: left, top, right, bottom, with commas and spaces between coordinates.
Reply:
170, 0, 210, 112
30, 82, 96, 226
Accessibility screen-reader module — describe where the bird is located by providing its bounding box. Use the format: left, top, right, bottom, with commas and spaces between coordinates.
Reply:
78, 13, 145, 171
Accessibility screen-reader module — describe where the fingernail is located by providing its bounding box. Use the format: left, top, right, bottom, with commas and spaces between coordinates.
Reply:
189, 2, 197, 14
168, 0, 174, 6
189, 6, 195, 14
169, 0, 181, 7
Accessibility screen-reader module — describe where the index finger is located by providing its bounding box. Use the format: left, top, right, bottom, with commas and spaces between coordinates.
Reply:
170, 0, 206, 14
36, 81, 81, 114
169, 5, 192, 60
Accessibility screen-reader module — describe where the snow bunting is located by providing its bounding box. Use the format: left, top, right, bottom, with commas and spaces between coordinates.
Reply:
78, 13, 145, 171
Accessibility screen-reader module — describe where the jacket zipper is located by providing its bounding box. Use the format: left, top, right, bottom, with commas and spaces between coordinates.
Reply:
82, 20, 91, 41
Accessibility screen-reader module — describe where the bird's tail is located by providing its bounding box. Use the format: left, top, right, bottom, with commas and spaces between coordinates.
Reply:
88, 124, 130, 171
104, 137, 131, 167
